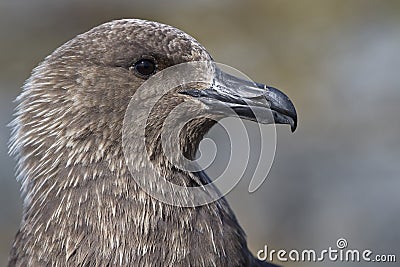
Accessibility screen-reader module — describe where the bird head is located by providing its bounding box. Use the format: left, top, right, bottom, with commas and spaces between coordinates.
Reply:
11, 18, 297, 190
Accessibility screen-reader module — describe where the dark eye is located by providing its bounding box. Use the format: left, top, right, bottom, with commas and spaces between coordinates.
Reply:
131, 59, 156, 77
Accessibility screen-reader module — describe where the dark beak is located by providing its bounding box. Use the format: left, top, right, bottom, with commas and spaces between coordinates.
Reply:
180, 67, 298, 132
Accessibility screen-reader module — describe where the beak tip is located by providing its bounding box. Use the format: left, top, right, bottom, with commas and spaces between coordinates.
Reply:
290, 115, 298, 133
266, 86, 298, 133
291, 123, 297, 133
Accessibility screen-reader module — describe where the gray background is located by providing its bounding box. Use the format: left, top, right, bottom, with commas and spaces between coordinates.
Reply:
1, 0, 399, 266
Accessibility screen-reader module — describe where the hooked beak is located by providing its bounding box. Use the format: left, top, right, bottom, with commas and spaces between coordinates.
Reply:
180, 67, 298, 132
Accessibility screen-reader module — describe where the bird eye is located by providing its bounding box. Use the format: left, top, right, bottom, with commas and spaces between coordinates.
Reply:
131, 59, 156, 78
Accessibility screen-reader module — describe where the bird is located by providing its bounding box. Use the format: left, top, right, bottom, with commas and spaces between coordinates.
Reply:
8, 19, 297, 266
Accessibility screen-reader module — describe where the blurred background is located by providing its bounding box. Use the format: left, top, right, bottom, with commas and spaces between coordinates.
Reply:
1, 0, 399, 266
